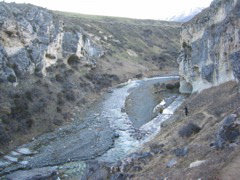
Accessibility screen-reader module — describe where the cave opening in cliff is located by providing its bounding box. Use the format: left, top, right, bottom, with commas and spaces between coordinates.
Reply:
67, 54, 80, 68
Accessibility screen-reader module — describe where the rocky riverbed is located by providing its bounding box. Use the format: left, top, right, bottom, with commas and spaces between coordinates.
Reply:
0, 76, 184, 179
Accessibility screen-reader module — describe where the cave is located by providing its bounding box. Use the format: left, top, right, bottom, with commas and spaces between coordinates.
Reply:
67, 55, 80, 68
45, 53, 56, 59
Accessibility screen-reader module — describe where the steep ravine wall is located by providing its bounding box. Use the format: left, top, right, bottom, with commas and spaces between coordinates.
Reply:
178, 0, 240, 93
0, 2, 103, 84
0, 2, 106, 153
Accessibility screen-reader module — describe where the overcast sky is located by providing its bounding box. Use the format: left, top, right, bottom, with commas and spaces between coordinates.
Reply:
2, 0, 213, 20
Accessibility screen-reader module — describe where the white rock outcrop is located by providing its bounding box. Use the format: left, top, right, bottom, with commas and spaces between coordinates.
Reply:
0, 2, 103, 84
178, 0, 240, 93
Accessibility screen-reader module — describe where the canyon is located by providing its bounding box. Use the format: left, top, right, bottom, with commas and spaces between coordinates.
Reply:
1, 0, 240, 179
0, 2, 180, 154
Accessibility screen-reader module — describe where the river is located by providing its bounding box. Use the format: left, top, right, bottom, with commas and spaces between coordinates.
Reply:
0, 76, 185, 179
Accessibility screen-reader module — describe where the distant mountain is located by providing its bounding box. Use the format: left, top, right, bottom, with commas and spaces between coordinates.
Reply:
165, 7, 205, 22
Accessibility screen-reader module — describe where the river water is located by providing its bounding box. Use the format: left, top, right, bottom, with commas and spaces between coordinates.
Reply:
97, 76, 184, 163
0, 76, 185, 178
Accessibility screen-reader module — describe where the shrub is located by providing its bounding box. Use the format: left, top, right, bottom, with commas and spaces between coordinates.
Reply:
31, 87, 43, 98
178, 122, 201, 138
85, 73, 120, 89
64, 90, 76, 101
82, 34, 87, 43
149, 143, 164, 154
7, 74, 17, 83
182, 41, 187, 48
174, 82, 180, 88
55, 74, 65, 83
0, 125, 11, 145
53, 118, 63, 126
57, 59, 64, 64
31, 99, 46, 113
46, 66, 54, 73
43, 82, 49, 88
135, 74, 143, 79
61, 63, 67, 69
35, 79, 42, 85
25, 91, 33, 102
166, 82, 180, 90
166, 83, 175, 90
57, 93, 65, 106
12, 98, 29, 118
25, 118, 34, 128
159, 107, 164, 114
1, 115, 9, 124
64, 69, 75, 77
56, 106, 62, 113
4, 30, 13, 37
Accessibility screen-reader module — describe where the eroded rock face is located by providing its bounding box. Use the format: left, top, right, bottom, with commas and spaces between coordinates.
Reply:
0, 2, 103, 84
178, 0, 240, 93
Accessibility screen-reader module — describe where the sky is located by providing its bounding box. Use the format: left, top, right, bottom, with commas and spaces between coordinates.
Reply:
1, 0, 213, 20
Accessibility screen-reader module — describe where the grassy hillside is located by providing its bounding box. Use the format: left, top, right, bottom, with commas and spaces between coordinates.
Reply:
55, 11, 181, 77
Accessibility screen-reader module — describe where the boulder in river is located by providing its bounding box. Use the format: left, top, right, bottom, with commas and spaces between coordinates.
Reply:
0, 160, 11, 169
3, 156, 18, 163
113, 132, 120, 138
17, 148, 35, 155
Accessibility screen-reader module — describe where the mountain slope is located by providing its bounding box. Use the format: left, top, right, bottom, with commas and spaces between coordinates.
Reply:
55, 11, 181, 74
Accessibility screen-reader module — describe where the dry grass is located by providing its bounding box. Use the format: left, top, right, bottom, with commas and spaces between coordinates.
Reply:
55, 10, 181, 72
129, 81, 240, 179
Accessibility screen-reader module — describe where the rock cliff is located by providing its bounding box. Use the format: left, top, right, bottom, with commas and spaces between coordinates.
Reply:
0, 2, 103, 84
178, 0, 240, 93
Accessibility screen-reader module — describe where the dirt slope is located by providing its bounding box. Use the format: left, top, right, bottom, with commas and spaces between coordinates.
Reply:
116, 81, 240, 179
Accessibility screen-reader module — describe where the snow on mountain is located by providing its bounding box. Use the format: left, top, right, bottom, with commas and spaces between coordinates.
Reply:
165, 7, 205, 22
